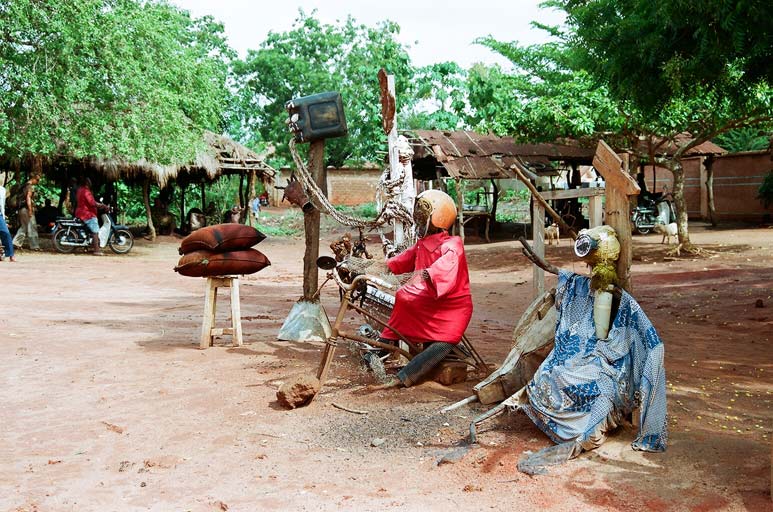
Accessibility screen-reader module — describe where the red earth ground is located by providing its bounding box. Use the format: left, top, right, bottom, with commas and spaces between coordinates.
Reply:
2, 222, 772, 511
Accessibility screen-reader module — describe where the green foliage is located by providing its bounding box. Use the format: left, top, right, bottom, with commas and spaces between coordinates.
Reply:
714, 128, 772, 153
469, 37, 625, 141
759, 171, 773, 209
550, 0, 772, 112
403, 62, 470, 130
231, 10, 414, 168
0, 0, 234, 164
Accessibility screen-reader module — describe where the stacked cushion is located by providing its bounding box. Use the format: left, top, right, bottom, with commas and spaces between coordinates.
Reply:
175, 224, 270, 277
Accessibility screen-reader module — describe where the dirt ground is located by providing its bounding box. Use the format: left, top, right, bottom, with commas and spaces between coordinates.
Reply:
2, 222, 773, 511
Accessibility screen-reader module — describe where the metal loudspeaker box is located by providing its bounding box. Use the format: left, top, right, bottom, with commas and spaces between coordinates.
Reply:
285, 92, 348, 143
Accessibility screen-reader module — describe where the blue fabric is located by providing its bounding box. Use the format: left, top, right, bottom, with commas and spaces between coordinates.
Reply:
0, 214, 13, 258
522, 271, 668, 452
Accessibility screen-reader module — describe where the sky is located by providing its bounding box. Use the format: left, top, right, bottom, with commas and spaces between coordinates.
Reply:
170, 0, 564, 68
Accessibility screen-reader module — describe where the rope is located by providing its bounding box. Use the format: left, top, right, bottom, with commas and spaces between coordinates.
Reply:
288, 139, 415, 253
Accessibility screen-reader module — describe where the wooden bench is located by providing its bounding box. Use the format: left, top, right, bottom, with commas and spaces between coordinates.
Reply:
200, 276, 243, 349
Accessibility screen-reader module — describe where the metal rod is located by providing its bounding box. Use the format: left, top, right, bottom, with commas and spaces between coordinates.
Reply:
441, 395, 479, 414
469, 403, 506, 444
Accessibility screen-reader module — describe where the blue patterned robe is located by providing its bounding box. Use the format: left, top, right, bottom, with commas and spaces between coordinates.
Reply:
520, 271, 668, 453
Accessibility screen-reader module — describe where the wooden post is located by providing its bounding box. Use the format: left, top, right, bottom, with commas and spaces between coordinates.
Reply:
302, 140, 326, 300
382, 72, 414, 246
592, 141, 640, 291
588, 194, 603, 227
456, 178, 464, 242
143, 177, 156, 241
532, 201, 546, 295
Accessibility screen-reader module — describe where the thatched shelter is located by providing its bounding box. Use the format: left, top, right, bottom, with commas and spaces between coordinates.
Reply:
1, 131, 276, 238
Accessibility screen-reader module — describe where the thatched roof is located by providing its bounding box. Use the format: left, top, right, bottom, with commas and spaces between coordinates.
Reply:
63, 131, 276, 186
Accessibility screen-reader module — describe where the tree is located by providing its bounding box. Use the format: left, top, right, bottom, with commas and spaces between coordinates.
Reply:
468, 37, 626, 142
0, 0, 234, 165
403, 62, 469, 131
551, 0, 773, 251
231, 10, 414, 168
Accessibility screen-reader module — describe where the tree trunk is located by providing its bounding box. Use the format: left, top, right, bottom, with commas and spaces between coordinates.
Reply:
143, 178, 156, 241
670, 160, 691, 249
705, 156, 717, 227
302, 140, 325, 301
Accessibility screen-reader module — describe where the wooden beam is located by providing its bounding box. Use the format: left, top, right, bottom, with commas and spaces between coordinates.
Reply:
539, 187, 605, 200
302, 140, 326, 300
532, 201, 545, 295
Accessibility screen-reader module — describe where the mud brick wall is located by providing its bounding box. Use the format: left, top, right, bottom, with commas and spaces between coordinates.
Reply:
639, 151, 771, 223
326, 168, 382, 206
707, 151, 771, 222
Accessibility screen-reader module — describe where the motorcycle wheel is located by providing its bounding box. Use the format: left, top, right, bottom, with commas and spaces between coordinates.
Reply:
53, 228, 76, 253
109, 229, 134, 254
633, 216, 652, 235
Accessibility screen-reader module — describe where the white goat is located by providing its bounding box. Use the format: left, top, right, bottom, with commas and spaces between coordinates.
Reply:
545, 223, 560, 245
653, 222, 678, 245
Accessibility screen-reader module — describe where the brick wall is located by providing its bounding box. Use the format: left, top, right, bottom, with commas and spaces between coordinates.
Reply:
327, 168, 382, 206
268, 167, 382, 207
640, 151, 771, 222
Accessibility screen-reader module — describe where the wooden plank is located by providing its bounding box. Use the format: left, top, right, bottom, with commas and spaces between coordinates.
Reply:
539, 187, 605, 200
200, 278, 217, 349
593, 140, 640, 196
589, 195, 603, 227
532, 202, 545, 295
230, 278, 243, 347
592, 141, 639, 291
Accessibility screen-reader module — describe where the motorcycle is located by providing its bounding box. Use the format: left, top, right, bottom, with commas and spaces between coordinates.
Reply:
631, 190, 675, 235
52, 211, 134, 254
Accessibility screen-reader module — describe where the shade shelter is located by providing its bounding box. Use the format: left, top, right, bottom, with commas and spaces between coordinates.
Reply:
405, 130, 596, 241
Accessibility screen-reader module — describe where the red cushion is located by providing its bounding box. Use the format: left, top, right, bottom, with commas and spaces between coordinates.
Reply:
179, 224, 266, 254
174, 249, 271, 277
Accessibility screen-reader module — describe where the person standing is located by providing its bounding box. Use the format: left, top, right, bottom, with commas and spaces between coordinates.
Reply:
13, 174, 41, 251
0, 184, 16, 261
74, 177, 107, 256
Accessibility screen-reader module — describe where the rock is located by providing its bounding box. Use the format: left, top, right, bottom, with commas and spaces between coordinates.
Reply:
755, 299, 764, 308
276, 374, 320, 409
371, 438, 385, 447
429, 361, 468, 386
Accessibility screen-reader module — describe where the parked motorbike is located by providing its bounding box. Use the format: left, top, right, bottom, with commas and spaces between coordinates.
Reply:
631, 191, 675, 235
52, 212, 134, 254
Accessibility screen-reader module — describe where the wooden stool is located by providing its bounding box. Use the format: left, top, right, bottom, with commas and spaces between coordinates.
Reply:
200, 276, 243, 349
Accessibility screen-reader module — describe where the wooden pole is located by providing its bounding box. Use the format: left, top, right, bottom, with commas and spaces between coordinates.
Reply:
456, 178, 464, 242
143, 177, 156, 241
383, 73, 414, 246
532, 201, 545, 295
510, 163, 578, 240
302, 140, 326, 300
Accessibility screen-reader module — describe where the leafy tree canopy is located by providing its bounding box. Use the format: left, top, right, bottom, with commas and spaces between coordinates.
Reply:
231, 10, 413, 168
0, 0, 234, 165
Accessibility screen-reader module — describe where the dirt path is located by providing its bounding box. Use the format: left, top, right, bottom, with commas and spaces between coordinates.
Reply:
2, 224, 772, 511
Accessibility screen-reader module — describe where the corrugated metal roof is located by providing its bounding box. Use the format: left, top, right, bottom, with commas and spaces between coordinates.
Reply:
406, 130, 595, 180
